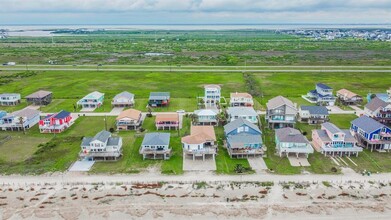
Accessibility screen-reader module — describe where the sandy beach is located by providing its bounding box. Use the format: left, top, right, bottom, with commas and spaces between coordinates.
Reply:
1, 169, 391, 219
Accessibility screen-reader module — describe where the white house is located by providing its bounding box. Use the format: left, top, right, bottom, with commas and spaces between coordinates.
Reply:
275, 127, 314, 158
0, 93, 21, 106
0, 107, 41, 131
204, 84, 221, 107
299, 106, 329, 124
306, 83, 336, 106
226, 107, 258, 124
77, 91, 105, 109
139, 133, 171, 160
112, 91, 135, 107
80, 130, 123, 161
193, 109, 218, 125
182, 126, 217, 160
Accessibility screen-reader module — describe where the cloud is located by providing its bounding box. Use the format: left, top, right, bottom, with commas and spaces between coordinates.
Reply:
0, 0, 390, 24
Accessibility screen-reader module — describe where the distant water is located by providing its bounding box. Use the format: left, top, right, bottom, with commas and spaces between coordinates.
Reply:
2, 24, 391, 37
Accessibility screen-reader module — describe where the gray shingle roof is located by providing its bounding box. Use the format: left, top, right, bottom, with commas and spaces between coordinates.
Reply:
224, 118, 261, 134
300, 106, 329, 115
227, 107, 257, 116
142, 133, 170, 146
107, 137, 121, 146
81, 137, 93, 146
365, 97, 388, 112
9, 108, 40, 120
91, 130, 111, 143
266, 96, 295, 110
275, 127, 309, 144
227, 133, 263, 145
113, 91, 134, 101
149, 92, 170, 100
322, 122, 342, 134
25, 90, 52, 99
351, 116, 389, 134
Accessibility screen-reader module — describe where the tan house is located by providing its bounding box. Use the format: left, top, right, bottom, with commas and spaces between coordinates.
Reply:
230, 92, 254, 107
116, 109, 143, 130
336, 89, 363, 105
155, 113, 179, 130
182, 126, 217, 160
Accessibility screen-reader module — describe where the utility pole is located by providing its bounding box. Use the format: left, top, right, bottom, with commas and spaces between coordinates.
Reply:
104, 115, 108, 131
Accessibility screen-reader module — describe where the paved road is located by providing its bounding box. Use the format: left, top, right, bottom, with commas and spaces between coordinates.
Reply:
3, 67, 391, 73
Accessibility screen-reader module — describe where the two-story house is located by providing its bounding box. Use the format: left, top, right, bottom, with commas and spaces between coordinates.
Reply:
112, 91, 135, 107
139, 132, 171, 160
204, 85, 221, 107
193, 109, 218, 126
299, 106, 329, 124
0, 93, 21, 106
336, 89, 363, 105
230, 92, 253, 107
148, 92, 170, 107
182, 126, 217, 161
351, 116, 391, 152
77, 91, 105, 109
364, 97, 391, 124
312, 122, 362, 157
306, 83, 336, 106
275, 127, 314, 158
224, 118, 264, 158
0, 107, 41, 131
226, 107, 258, 124
26, 90, 52, 105
116, 109, 143, 130
80, 130, 123, 161
266, 96, 297, 129
39, 110, 73, 133
155, 113, 179, 130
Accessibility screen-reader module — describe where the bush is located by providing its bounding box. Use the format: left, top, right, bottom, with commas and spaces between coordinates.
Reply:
109, 128, 115, 133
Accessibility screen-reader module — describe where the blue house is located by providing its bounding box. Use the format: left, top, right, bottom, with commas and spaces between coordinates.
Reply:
351, 116, 391, 152
223, 118, 264, 158
306, 83, 336, 106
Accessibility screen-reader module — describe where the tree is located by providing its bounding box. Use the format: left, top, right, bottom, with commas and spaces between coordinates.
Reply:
190, 114, 199, 125
234, 164, 244, 174
147, 106, 153, 117
18, 117, 25, 134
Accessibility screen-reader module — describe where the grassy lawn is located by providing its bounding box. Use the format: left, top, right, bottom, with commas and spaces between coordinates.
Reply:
0, 101, 28, 112
329, 114, 358, 128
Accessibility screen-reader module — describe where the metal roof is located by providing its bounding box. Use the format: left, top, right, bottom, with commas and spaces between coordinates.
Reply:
142, 133, 170, 146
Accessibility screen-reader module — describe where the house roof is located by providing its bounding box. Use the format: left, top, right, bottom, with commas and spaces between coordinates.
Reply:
337, 89, 361, 99
107, 137, 121, 146
204, 84, 221, 89
230, 92, 252, 98
181, 126, 216, 144
142, 133, 170, 146
7, 107, 40, 120
81, 137, 93, 146
25, 90, 52, 99
113, 91, 134, 101
116, 109, 141, 120
91, 130, 111, 143
194, 109, 218, 116
224, 117, 261, 134
227, 133, 263, 147
44, 110, 71, 120
300, 106, 329, 115
315, 129, 355, 142
322, 122, 342, 134
0, 93, 20, 97
266, 96, 295, 110
227, 107, 257, 116
149, 92, 170, 100
275, 127, 309, 144
316, 83, 332, 90
365, 97, 388, 112
155, 113, 179, 122
82, 91, 104, 99
351, 116, 390, 134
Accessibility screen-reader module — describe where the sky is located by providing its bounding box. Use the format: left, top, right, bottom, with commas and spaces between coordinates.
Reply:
0, 0, 390, 25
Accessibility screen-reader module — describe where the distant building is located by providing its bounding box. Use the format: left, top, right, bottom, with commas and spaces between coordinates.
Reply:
26, 90, 52, 105
336, 89, 363, 105
230, 92, 253, 107
299, 106, 329, 124
364, 97, 391, 124
193, 109, 218, 126
0, 93, 21, 106
77, 91, 105, 109
39, 110, 73, 133
306, 83, 336, 106
112, 91, 134, 107
204, 85, 221, 107
266, 96, 297, 129
80, 130, 123, 161
148, 92, 170, 107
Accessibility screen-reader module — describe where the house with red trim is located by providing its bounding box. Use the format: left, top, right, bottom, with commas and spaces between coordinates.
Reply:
39, 110, 73, 133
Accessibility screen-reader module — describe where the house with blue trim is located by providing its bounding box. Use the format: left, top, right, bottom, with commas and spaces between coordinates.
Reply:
0, 107, 41, 131
351, 116, 391, 152
306, 83, 336, 106
275, 127, 314, 158
77, 91, 105, 109
223, 118, 264, 158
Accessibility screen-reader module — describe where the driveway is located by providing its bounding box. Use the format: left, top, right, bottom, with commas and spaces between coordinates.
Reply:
247, 157, 268, 173
288, 156, 311, 167
68, 160, 95, 172
110, 107, 124, 115
80, 107, 97, 112
183, 155, 216, 171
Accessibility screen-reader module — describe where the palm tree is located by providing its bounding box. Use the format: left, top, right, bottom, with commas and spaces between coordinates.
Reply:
18, 116, 25, 134
147, 106, 153, 117
190, 114, 199, 125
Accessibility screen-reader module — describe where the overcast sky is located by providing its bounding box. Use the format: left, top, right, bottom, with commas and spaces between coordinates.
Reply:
0, 0, 390, 25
